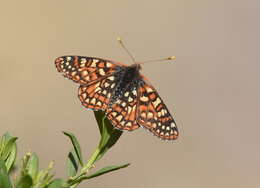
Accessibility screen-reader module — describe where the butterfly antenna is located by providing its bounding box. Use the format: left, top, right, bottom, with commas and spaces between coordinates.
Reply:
117, 37, 136, 62
139, 56, 176, 65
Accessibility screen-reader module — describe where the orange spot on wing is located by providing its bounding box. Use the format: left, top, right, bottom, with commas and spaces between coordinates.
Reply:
129, 111, 136, 121
99, 95, 106, 102
98, 62, 105, 68
121, 111, 126, 116
90, 73, 98, 80
86, 86, 96, 95
74, 56, 79, 68
94, 93, 99, 98
114, 105, 122, 112
156, 104, 163, 111
149, 93, 156, 100
139, 105, 147, 112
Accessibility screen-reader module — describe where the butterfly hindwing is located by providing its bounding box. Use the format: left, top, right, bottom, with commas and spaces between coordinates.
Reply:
106, 85, 140, 131
78, 74, 120, 110
137, 77, 178, 140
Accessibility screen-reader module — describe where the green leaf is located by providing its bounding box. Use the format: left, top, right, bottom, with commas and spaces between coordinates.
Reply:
94, 111, 123, 161
0, 133, 18, 173
4, 139, 17, 173
20, 152, 31, 177
0, 133, 12, 146
0, 160, 12, 188
66, 150, 79, 177
16, 175, 33, 188
63, 131, 84, 167
94, 110, 105, 135
1, 137, 18, 161
48, 179, 68, 188
85, 163, 130, 180
26, 153, 39, 180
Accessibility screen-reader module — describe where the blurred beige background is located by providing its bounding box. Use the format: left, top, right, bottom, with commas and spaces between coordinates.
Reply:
0, 0, 259, 187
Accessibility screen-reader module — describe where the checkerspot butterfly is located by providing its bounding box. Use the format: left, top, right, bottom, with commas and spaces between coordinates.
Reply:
54, 41, 178, 140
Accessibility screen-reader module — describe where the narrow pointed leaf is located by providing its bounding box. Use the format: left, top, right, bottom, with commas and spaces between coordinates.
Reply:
16, 175, 33, 188
94, 110, 104, 135
66, 150, 79, 177
0, 133, 10, 147
2, 137, 18, 161
63, 131, 84, 167
5, 141, 17, 173
102, 117, 123, 149
84, 163, 130, 180
0, 160, 12, 188
94, 111, 123, 148
94, 111, 123, 161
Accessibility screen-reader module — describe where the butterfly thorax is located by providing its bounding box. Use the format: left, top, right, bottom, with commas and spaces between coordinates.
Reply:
109, 63, 141, 105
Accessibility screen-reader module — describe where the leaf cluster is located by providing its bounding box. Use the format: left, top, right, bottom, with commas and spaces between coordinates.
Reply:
0, 111, 129, 188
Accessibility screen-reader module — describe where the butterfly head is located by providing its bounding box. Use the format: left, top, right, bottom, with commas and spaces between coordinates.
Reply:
131, 63, 142, 71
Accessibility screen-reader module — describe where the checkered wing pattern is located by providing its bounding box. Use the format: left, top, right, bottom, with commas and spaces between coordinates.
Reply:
106, 86, 140, 131
55, 56, 179, 140
137, 77, 178, 140
55, 56, 124, 85
78, 74, 119, 111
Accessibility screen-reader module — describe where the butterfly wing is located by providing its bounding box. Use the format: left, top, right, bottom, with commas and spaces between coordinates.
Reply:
105, 85, 140, 131
137, 76, 178, 140
55, 56, 125, 85
78, 74, 120, 110
55, 56, 127, 111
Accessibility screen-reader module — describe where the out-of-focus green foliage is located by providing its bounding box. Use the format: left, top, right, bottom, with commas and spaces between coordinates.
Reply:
0, 111, 129, 188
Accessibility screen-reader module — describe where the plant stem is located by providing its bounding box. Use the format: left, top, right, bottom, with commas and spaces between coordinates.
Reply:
69, 146, 101, 187
81, 147, 100, 173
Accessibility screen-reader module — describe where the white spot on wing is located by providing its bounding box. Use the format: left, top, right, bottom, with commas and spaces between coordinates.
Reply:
108, 76, 115, 81
99, 69, 106, 76
106, 62, 112, 67
91, 98, 96, 104
124, 92, 129, 97
104, 82, 110, 88
97, 101, 102, 106
140, 96, 149, 102
81, 58, 87, 63
116, 115, 123, 122
146, 87, 153, 93
111, 83, 116, 88
147, 112, 153, 119
126, 122, 132, 127
128, 97, 133, 102
153, 97, 161, 108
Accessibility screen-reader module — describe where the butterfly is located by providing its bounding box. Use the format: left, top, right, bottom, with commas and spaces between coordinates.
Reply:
55, 55, 178, 140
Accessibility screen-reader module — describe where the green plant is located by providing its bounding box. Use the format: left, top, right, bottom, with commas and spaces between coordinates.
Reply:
0, 111, 129, 188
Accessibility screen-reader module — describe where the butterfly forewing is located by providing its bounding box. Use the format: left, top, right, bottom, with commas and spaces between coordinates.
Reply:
55, 56, 122, 85
137, 77, 178, 140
